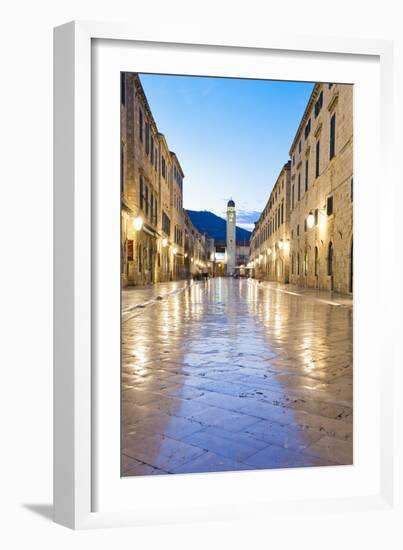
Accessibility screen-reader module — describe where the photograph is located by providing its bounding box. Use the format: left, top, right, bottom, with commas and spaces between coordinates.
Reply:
120, 72, 353, 476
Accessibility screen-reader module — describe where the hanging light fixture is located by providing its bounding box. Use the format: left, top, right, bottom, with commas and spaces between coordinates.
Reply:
133, 216, 143, 231
307, 212, 315, 229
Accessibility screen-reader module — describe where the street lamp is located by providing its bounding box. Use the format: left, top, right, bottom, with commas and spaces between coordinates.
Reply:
307, 212, 315, 229
133, 216, 143, 231
162, 237, 168, 248
278, 240, 283, 250
172, 246, 178, 255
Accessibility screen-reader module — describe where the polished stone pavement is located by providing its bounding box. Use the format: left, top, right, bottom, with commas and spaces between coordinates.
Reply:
122, 278, 353, 476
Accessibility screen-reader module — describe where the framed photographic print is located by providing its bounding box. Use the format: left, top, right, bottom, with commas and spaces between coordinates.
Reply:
54, 21, 396, 529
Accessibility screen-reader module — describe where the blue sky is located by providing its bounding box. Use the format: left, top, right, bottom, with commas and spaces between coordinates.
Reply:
140, 73, 314, 231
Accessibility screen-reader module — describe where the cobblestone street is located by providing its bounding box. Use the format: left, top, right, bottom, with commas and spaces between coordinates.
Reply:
122, 278, 353, 475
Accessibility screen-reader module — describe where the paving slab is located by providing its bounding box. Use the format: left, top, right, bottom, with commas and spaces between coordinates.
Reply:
182, 426, 268, 462
121, 278, 353, 475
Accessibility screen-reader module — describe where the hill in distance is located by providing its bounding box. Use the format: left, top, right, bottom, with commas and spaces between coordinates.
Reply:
186, 210, 251, 244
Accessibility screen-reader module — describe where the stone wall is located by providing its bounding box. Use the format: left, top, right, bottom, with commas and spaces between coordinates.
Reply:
121, 73, 191, 286
249, 162, 291, 284
289, 83, 353, 294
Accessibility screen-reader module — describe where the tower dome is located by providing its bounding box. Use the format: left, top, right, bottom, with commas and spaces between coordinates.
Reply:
227, 199, 235, 208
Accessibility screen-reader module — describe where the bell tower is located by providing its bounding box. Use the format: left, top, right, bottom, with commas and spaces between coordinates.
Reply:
226, 199, 236, 275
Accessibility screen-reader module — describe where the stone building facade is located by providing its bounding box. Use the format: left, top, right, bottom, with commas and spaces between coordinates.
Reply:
170, 153, 186, 280
288, 83, 353, 294
183, 210, 208, 277
121, 72, 200, 286
157, 132, 173, 282
249, 82, 353, 295
249, 162, 291, 283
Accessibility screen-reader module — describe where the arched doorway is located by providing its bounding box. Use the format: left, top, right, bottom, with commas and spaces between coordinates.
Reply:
327, 242, 334, 275
327, 241, 334, 291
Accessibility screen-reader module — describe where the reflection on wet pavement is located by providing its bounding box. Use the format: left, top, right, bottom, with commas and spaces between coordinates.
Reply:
122, 278, 353, 475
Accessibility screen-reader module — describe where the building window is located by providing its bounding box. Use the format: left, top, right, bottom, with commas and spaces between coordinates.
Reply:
139, 109, 143, 143
304, 250, 308, 275
327, 195, 334, 216
304, 119, 311, 139
150, 136, 154, 164
297, 173, 301, 201
120, 73, 126, 106
315, 139, 320, 178
292, 185, 295, 209
314, 91, 323, 118
328, 242, 334, 275
162, 156, 166, 178
330, 112, 336, 160
304, 219, 307, 232
145, 122, 150, 155
291, 254, 294, 275
140, 177, 144, 211
314, 208, 319, 226
298, 140, 301, 153
120, 143, 124, 193
145, 185, 149, 217
281, 201, 284, 224
328, 83, 334, 89
292, 155, 295, 166
351, 177, 353, 201
297, 224, 300, 237
297, 253, 300, 275
314, 246, 319, 276
162, 211, 171, 236
305, 159, 309, 192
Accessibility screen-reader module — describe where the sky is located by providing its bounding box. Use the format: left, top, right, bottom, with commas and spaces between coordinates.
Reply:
140, 73, 314, 231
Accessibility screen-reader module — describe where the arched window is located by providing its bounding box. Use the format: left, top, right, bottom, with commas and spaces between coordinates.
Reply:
304, 250, 308, 275
314, 246, 319, 276
328, 242, 334, 276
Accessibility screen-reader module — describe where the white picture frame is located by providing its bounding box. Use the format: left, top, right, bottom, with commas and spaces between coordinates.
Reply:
54, 20, 397, 530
